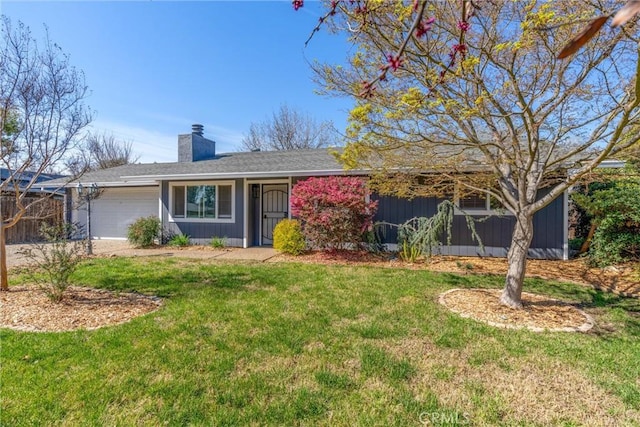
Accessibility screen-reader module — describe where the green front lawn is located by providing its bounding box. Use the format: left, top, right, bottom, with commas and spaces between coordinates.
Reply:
2, 257, 639, 426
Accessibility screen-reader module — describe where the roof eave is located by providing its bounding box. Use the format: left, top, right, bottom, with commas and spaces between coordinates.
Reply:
119, 169, 370, 180
48, 180, 159, 189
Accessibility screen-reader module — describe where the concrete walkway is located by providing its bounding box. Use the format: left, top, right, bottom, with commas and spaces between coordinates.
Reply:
214, 247, 279, 261
3, 240, 279, 269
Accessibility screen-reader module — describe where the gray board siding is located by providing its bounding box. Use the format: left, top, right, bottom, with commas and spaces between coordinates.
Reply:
293, 175, 565, 259
160, 179, 245, 246
373, 193, 565, 259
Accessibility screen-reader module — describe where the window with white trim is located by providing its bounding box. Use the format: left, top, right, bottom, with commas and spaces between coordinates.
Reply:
454, 188, 509, 215
458, 192, 488, 211
170, 182, 234, 222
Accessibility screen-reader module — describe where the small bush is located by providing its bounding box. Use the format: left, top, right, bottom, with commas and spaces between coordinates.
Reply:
210, 236, 226, 249
291, 176, 377, 250
590, 226, 640, 266
456, 260, 474, 271
362, 227, 387, 254
18, 223, 84, 302
399, 240, 421, 263
569, 237, 586, 252
160, 228, 176, 245
127, 216, 161, 248
273, 219, 306, 255
168, 234, 190, 247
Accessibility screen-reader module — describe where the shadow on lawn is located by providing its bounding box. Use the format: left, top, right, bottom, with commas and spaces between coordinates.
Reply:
519, 277, 639, 310
438, 271, 640, 336
538, 280, 640, 336
437, 272, 500, 288
580, 291, 640, 337
77, 259, 256, 298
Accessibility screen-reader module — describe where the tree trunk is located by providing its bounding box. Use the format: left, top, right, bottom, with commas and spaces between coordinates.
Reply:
1, 225, 8, 291
579, 222, 597, 254
500, 213, 535, 309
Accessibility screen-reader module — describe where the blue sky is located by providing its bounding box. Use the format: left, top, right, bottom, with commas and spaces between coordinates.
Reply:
1, 1, 354, 163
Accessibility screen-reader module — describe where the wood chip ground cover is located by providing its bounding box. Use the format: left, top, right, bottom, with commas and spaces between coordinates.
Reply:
439, 288, 594, 332
0, 285, 162, 332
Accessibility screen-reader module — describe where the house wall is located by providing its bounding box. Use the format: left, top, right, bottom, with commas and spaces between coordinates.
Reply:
373, 192, 565, 259
292, 175, 565, 259
160, 179, 244, 246
73, 176, 565, 258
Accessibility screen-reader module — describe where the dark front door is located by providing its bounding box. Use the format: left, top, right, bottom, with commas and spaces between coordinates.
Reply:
261, 184, 288, 245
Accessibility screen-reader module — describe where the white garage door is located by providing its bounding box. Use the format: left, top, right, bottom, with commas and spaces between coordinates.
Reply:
90, 187, 159, 239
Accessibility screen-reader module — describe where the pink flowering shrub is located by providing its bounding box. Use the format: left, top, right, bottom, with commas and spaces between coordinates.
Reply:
291, 176, 378, 250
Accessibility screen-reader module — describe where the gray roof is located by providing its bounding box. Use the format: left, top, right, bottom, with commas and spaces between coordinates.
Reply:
42, 149, 351, 187
1, 168, 67, 194
1, 168, 66, 183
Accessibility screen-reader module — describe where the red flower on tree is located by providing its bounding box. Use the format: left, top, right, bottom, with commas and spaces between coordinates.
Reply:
415, 17, 436, 38
457, 20, 470, 32
450, 43, 467, 58
386, 54, 403, 72
360, 80, 377, 98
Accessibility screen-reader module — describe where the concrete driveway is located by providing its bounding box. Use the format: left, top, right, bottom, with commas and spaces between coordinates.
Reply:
3, 240, 278, 269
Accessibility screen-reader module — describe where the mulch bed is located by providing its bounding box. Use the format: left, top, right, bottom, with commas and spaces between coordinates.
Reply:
0, 285, 162, 332
439, 288, 594, 332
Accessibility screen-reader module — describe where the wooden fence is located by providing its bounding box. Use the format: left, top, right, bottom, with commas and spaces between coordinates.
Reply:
1, 196, 64, 244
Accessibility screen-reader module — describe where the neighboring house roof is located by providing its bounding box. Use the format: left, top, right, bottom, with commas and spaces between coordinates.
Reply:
42, 149, 354, 187
596, 159, 626, 169
1, 168, 67, 194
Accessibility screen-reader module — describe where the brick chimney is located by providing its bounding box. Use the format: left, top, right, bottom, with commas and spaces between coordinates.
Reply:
178, 124, 216, 162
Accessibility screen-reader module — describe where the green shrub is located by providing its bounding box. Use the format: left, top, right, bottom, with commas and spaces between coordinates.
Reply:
572, 167, 640, 266
399, 240, 421, 263
127, 216, 161, 248
168, 234, 191, 247
363, 227, 387, 254
273, 219, 306, 255
17, 223, 84, 302
590, 223, 640, 266
160, 229, 176, 245
569, 237, 586, 252
210, 236, 226, 249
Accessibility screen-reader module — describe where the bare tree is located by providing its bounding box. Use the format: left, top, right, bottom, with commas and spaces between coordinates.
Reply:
65, 132, 140, 176
241, 104, 335, 151
1, 17, 92, 290
313, 0, 640, 308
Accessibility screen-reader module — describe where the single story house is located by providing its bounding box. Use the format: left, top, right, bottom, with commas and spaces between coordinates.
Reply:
42, 125, 569, 259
